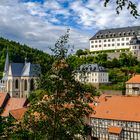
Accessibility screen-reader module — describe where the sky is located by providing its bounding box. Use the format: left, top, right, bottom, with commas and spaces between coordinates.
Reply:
0, 0, 140, 53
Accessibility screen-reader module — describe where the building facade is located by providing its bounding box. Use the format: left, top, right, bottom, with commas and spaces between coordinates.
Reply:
90, 26, 140, 57
0, 52, 41, 98
89, 95, 140, 140
126, 75, 140, 95
75, 64, 109, 84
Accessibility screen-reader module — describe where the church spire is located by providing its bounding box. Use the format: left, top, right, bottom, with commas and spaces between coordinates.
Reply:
4, 48, 9, 75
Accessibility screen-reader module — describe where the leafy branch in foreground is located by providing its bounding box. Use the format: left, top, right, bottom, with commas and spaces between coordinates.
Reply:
104, 0, 139, 18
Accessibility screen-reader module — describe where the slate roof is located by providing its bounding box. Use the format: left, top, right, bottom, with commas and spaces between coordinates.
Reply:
22, 63, 41, 77
10, 62, 41, 77
78, 64, 107, 72
130, 35, 140, 45
90, 26, 140, 40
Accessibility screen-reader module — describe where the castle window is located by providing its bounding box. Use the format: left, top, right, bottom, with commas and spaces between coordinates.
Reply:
122, 43, 124, 46
126, 38, 129, 40
104, 39, 106, 42
15, 79, 18, 89
122, 38, 124, 41
91, 41, 94, 43
24, 80, 27, 91
112, 39, 114, 41
117, 38, 120, 41
91, 45, 94, 48
99, 40, 101, 43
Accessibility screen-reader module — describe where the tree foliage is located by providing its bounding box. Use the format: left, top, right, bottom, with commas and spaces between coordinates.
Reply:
7, 30, 97, 140
104, 0, 139, 18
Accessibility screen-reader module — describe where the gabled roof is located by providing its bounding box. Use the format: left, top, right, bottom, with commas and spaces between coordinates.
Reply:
90, 26, 140, 40
78, 64, 107, 72
10, 107, 27, 120
0, 93, 9, 108
22, 63, 41, 77
108, 126, 122, 134
90, 95, 140, 122
10, 63, 24, 76
126, 75, 140, 84
1, 98, 27, 117
9, 62, 40, 77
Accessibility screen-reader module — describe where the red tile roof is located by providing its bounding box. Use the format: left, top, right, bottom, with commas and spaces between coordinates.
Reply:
10, 108, 27, 120
1, 98, 27, 117
0, 92, 9, 107
108, 126, 122, 134
126, 75, 140, 83
90, 96, 140, 122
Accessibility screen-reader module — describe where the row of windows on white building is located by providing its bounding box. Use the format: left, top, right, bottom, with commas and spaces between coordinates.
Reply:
91, 37, 131, 44
91, 42, 130, 48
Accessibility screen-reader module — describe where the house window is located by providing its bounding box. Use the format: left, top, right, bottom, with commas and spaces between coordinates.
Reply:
117, 38, 120, 41
91, 45, 94, 48
91, 41, 94, 43
104, 40, 106, 42
24, 80, 27, 91
15, 79, 18, 89
99, 40, 101, 43
122, 43, 124, 46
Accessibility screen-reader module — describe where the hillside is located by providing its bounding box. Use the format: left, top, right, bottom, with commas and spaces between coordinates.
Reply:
0, 37, 53, 76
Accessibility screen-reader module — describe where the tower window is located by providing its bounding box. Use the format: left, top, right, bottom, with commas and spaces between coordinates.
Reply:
24, 80, 27, 91
15, 79, 18, 89
30, 79, 34, 90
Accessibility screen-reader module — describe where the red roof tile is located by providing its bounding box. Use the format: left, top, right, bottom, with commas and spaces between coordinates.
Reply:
0, 92, 9, 107
126, 75, 140, 83
108, 126, 122, 134
1, 98, 27, 117
90, 96, 140, 122
10, 108, 27, 120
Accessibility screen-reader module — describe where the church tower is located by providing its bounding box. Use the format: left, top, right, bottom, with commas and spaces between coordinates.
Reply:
3, 49, 9, 78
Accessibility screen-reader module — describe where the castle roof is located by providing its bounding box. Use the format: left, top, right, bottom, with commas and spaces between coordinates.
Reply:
90, 95, 140, 122
90, 26, 140, 40
78, 64, 107, 72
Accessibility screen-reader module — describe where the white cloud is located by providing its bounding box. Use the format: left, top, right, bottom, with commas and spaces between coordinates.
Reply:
0, 0, 139, 54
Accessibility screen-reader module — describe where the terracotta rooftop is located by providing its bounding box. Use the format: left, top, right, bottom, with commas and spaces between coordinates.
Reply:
1, 98, 27, 117
126, 75, 140, 83
10, 107, 27, 120
108, 126, 122, 134
90, 95, 140, 122
0, 92, 9, 107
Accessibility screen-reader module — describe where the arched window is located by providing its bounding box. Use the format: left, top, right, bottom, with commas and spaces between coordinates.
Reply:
30, 79, 34, 90
15, 79, 18, 89
24, 80, 27, 91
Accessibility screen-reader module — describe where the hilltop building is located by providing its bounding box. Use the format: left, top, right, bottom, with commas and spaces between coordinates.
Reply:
0, 51, 41, 98
75, 64, 109, 85
90, 26, 140, 58
89, 95, 140, 140
126, 74, 140, 95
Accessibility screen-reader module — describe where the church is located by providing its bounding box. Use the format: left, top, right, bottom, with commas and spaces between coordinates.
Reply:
0, 51, 41, 98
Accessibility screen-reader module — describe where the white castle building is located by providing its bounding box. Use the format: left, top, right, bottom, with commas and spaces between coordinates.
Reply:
75, 64, 109, 84
90, 26, 140, 57
0, 51, 41, 98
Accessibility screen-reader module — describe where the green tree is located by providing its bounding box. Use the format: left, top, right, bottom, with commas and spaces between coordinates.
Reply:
10, 30, 97, 140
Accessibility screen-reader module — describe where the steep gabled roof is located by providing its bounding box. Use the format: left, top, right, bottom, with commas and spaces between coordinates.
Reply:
126, 75, 140, 84
22, 63, 41, 77
10, 107, 27, 120
1, 98, 27, 117
10, 63, 24, 76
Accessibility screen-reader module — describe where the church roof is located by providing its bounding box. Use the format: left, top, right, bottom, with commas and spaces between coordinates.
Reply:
10, 62, 41, 77
22, 63, 41, 77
